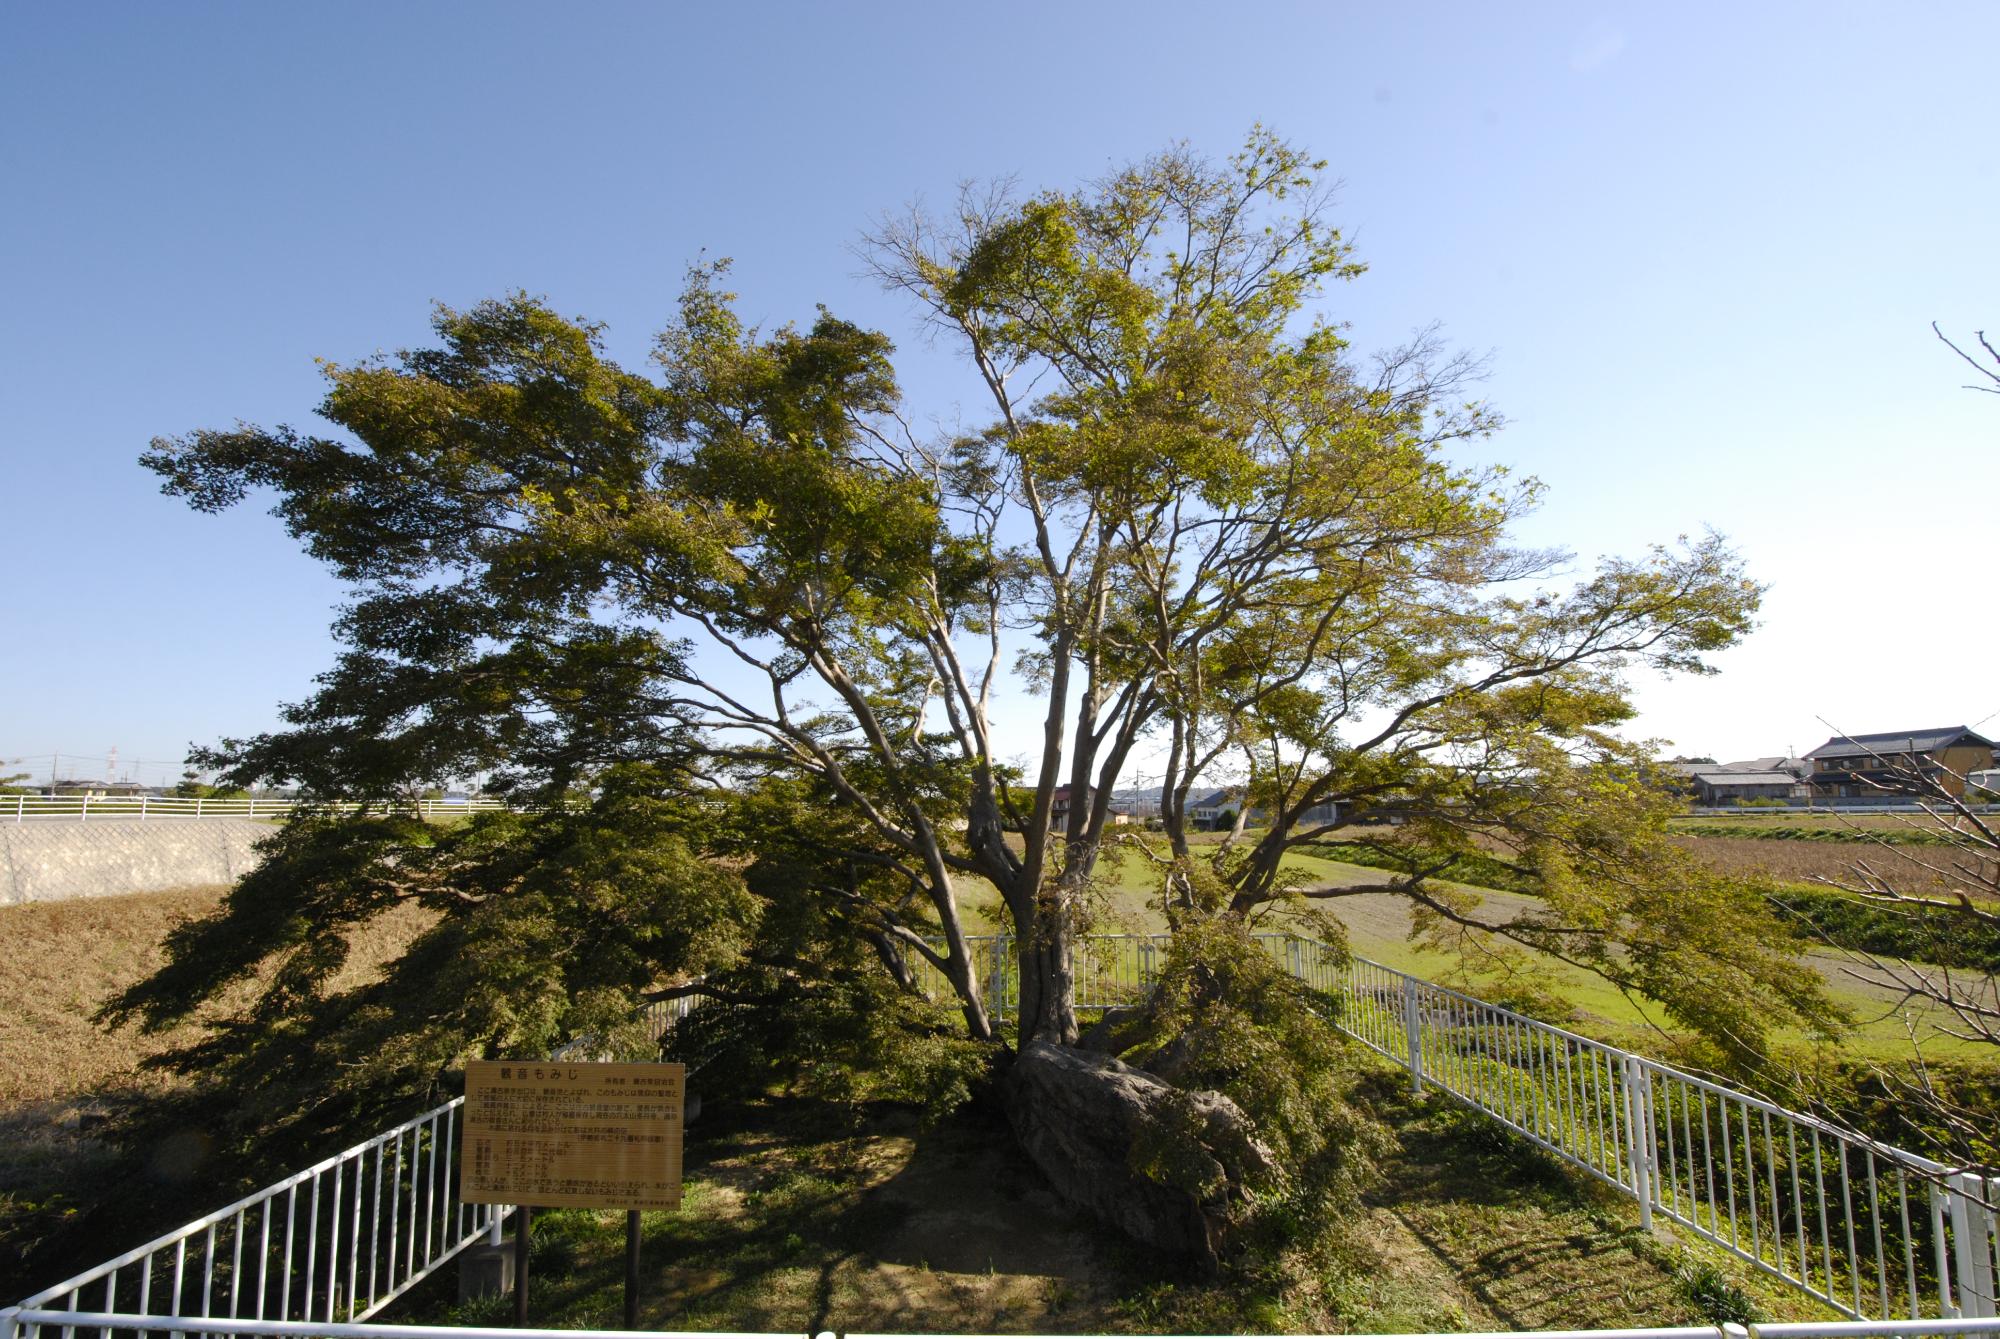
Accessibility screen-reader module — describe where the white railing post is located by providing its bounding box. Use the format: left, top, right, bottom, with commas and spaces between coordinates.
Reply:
1401, 976, 1424, 1093
1950, 1172, 1996, 1318
1623, 1054, 1654, 1229
985, 937, 1007, 1024
140, 795, 148, 821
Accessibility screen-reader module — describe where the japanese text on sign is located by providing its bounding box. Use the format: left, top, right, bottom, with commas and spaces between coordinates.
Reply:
460, 1060, 685, 1210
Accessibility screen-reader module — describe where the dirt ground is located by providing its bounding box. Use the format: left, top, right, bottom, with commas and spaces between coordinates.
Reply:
1671, 834, 1996, 898
0, 886, 434, 1302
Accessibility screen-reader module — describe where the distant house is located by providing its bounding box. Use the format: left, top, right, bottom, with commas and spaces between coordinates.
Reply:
1049, 784, 1095, 831
1291, 799, 1342, 829
1188, 787, 1238, 830
1696, 756, 1811, 805
1659, 759, 1721, 798
1693, 770, 1810, 805
1805, 727, 1998, 800
1105, 786, 1162, 821
1105, 785, 1340, 830
51, 779, 153, 798
1718, 756, 1812, 779
1662, 755, 1810, 805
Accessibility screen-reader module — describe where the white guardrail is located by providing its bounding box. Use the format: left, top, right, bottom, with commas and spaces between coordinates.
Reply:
4, 795, 518, 822
11, 936, 1997, 1337
930, 934, 1997, 1323
5, 1000, 698, 1336
4, 1320, 2000, 1339
7, 1101, 498, 1336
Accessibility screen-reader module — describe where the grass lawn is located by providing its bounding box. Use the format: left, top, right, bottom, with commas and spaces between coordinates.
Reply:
396, 1068, 1829, 1333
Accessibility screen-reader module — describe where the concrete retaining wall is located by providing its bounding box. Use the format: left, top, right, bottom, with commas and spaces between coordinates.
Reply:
0, 819, 271, 904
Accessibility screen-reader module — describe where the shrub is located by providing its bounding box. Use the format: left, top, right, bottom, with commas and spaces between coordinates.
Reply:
1671, 1251, 1760, 1324
1767, 883, 2000, 972
1121, 919, 1392, 1244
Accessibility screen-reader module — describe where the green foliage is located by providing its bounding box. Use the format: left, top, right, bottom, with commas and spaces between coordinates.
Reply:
1307, 782, 1845, 1071
1330, 825, 1996, 973
124, 130, 1824, 1182
654, 776, 994, 1124
1123, 920, 1391, 1241
170, 776, 246, 799
665, 964, 992, 1126
664, 943, 992, 1135
1671, 1252, 1762, 1324
1770, 1051, 2000, 1172
99, 765, 758, 1165
1767, 882, 2000, 971
1314, 839, 1532, 893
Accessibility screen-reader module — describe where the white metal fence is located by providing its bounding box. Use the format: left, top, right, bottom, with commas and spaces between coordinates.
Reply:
1324, 951, 1996, 1323
6, 1315, 2000, 1339
3, 795, 518, 823
8, 1101, 499, 1334
4, 996, 706, 1338
4, 1317, 2000, 1339
911, 932, 1998, 1323
13, 933, 1997, 1334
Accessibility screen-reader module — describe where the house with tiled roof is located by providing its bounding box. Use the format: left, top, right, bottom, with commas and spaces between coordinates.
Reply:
1662, 755, 1810, 805
1804, 727, 1998, 800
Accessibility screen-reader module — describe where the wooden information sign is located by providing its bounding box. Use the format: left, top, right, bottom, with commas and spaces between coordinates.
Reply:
459, 1060, 685, 1210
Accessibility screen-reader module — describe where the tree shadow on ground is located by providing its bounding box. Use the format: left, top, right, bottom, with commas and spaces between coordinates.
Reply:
1356, 1072, 1710, 1329
402, 1063, 1807, 1335
459, 1096, 1150, 1336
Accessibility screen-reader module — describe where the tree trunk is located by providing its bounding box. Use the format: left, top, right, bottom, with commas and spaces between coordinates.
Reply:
1011, 900, 1079, 1046
939, 930, 993, 1041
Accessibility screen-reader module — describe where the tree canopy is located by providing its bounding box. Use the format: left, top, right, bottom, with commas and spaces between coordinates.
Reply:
112, 132, 1834, 1158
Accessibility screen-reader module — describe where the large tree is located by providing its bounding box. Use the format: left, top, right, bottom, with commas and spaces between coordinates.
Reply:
117, 133, 1827, 1129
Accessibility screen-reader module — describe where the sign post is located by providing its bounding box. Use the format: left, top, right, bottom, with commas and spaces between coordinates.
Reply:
625, 1210, 643, 1327
459, 1061, 686, 1326
513, 1207, 531, 1327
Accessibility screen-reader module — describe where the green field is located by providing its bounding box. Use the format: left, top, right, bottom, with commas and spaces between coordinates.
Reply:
962, 841, 1995, 1065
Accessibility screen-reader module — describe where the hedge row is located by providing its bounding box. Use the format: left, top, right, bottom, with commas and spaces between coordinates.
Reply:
1669, 822, 1963, 846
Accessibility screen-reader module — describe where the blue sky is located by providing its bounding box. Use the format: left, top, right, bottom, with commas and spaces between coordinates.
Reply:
2, 2, 1995, 786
